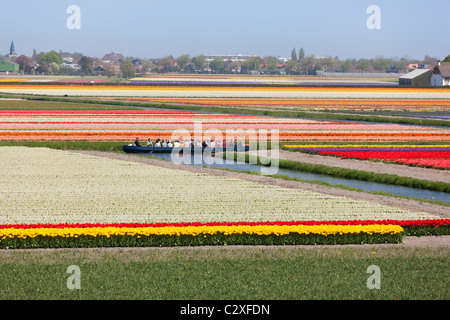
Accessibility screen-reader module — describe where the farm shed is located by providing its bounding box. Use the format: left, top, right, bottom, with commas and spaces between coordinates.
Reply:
399, 68, 432, 87
0, 59, 19, 74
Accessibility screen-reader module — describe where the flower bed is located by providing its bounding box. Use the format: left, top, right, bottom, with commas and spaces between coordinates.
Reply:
0, 223, 405, 248
1, 219, 448, 249
0, 109, 448, 142
283, 144, 450, 169
119, 97, 450, 112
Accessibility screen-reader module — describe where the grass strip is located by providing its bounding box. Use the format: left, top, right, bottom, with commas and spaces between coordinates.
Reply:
0, 246, 448, 300
0, 99, 141, 110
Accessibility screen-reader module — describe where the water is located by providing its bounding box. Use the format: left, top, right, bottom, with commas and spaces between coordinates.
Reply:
141, 152, 450, 204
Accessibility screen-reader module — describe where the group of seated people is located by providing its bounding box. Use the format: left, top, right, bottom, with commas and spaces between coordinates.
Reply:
134, 137, 244, 148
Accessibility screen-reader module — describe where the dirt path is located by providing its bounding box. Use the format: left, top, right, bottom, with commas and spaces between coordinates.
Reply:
70, 150, 450, 219
278, 150, 450, 183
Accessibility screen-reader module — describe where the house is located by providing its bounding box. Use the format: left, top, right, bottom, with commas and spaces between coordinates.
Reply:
101, 52, 124, 64
61, 63, 81, 71
93, 65, 106, 72
0, 59, 19, 74
184, 63, 196, 74
407, 63, 419, 71
431, 61, 450, 87
399, 68, 432, 87
63, 56, 74, 64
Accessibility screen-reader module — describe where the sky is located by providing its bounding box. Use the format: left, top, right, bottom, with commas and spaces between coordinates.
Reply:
1, 0, 449, 61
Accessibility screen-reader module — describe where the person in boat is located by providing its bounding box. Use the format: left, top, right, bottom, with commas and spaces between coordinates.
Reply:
154, 139, 161, 148
146, 138, 153, 147
167, 140, 173, 147
162, 139, 168, 147
173, 139, 180, 147
195, 139, 202, 148
135, 137, 141, 147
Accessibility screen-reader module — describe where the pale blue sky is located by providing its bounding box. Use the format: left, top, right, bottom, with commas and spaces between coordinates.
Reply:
1, 0, 449, 60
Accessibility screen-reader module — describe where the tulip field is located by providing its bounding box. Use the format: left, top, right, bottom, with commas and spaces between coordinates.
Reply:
0, 146, 448, 249
0, 109, 448, 142
0, 81, 449, 249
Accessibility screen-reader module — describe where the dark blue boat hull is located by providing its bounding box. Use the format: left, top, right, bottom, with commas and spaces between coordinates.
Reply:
121, 145, 249, 154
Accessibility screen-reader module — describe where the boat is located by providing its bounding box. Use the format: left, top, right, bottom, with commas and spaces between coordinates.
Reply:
121, 144, 249, 154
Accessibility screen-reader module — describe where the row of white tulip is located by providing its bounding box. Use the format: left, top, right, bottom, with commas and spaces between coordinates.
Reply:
0, 147, 439, 225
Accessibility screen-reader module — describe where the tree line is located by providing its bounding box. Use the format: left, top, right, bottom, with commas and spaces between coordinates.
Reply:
3, 48, 448, 77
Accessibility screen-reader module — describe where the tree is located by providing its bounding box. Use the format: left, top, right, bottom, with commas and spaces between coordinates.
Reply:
157, 56, 175, 72
264, 56, 278, 71
372, 56, 392, 72
45, 62, 60, 74
78, 56, 94, 74
291, 48, 297, 62
298, 47, 305, 61
120, 60, 136, 78
226, 61, 241, 74
284, 59, 298, 75
192, 55, 207, 71
356, 58, 371, 72
243, 56, 261, 72
141, 59, 156, 74
315, 56, 338, 72
299, 55, 316, 75
396, 58, 409, 73
340, 59, 353, 72
442, 55, 450, 63
422, 55, 439, 66
104, 65, 117, 78
209, 57, 225, 73
39, 50, 62, 65
14, 55, 32, 73
176, 54, 191, 73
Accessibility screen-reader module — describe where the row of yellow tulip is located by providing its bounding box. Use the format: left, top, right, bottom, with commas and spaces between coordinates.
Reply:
0, 224, 404, 239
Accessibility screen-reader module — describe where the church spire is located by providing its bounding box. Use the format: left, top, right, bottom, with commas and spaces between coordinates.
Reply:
10, 41, 16, 55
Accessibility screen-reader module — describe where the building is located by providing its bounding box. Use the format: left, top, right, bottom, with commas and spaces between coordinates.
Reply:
431, 61, 450, 87
101, 52, 124, 64
204, 54, 258, 62
399, 68, 432, 86
61, 63, 81, 71
8, 41, 17, 57
0, 59, 19, 74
